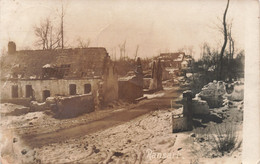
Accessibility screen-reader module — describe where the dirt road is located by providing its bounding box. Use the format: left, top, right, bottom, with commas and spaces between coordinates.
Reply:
22, 87, 183, 148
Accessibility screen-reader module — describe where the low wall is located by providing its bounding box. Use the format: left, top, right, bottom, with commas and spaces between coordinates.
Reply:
143, 78, 151, 89
172, 114, 188, 133
118, 80, 143, 102
56, 94, 94, 118
1, 98, 31, 107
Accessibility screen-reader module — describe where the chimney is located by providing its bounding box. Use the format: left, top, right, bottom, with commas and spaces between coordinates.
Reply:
8, 41, 16, 54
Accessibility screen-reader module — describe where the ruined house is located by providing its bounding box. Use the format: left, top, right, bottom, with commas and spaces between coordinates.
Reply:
156, 52, 191, 77
0, 42, 118, 114
158, 52, 185, 69
118, 57, 143, 102
149, 59, 163, 91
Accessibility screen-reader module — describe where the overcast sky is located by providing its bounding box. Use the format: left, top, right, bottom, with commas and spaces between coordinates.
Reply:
0, 0, 255, 59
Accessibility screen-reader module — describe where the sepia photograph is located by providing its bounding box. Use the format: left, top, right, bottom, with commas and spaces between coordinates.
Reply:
0, 0, 259, 163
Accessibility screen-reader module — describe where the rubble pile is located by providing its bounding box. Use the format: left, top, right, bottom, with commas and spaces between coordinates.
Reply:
192, 95, 210, 115
225, 81, 244, 101
198, 81, 226, 108
30, 101, 47, 112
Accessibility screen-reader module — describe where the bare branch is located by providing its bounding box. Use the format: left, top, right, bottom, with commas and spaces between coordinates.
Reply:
77, 38, 91, 48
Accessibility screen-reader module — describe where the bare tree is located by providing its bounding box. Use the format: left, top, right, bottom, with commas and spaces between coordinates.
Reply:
34, 4, 67, 50
34, 17, 63, 50
227, 23, 235, 81
34, 17, 62, 50
77, 38, 91, 48
134, 45, 139, 60
118, 40, 126, 60
1, 47, 7, 56
177, 45, 194, 56
218, 0, 230, 80
228, 23, 235, 60
60, 4, 65, 49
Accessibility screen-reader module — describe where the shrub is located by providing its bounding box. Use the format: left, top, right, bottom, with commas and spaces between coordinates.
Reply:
211, 123, 238, 155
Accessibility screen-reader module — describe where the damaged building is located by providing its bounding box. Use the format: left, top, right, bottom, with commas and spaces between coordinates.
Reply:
159, 52, 185, 69
156, 52, 192, 77
0, 42, 118, 116
118, 57, 144, 102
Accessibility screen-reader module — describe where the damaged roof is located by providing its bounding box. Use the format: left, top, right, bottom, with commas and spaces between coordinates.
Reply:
0, 47, 109, 80
159, 52, 185, 62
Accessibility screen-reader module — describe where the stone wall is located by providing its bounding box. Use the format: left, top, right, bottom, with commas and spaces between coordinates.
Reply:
172, 114, 189, 133
102, 62, 118, 105
55, 94, 94, 118
118, 58, 143, 102
1, 98, 31, 107
118, 79, 143, 102
0, 79, 100, 103
143, 78, 152, 89
149, 59, 163, 91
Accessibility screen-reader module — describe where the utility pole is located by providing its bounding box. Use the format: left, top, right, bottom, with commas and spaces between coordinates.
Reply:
61, 4, 64, 49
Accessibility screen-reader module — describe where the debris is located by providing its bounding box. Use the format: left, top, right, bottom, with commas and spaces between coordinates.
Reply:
13, 138, 18, 143
30, 101, 47, 112
192, 96, 210, 115
113, 152, 124, 157
199, 81, 226, 108
226, 82, 244, 101
198, 137, 205, 143
191, 133, 196, 137
212, 154, 218, 158
21, 149, 27, 155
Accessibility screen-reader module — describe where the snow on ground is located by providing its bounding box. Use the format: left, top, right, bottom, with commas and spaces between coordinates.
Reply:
1, 106, 242, 164
0, 87, 243, 164
32, 110, 185, 164
0, 103, 119, 137
144, 92, 165, 99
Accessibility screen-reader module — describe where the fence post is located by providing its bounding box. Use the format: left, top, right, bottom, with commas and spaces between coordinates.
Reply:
183, 90, 193, 130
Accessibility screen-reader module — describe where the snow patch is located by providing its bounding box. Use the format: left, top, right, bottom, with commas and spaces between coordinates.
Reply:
144, 93, 165, 99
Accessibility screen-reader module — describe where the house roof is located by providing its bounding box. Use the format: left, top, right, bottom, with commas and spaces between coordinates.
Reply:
0, 47, 109, 80
159, 52, 185, 62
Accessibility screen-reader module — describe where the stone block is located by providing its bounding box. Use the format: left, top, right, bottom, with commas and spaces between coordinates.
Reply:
172, 114, 189, 133
192, 98, 210, 115
56, 94, 94, 118
30, 101, 47, 112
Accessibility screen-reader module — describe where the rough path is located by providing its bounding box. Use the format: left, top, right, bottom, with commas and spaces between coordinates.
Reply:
22, 87, 183, 148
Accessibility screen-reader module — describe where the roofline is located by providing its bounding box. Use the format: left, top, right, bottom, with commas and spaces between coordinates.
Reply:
16, 47, 108, 53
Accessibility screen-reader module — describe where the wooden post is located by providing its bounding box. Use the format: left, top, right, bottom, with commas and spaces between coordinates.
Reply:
183, 90, 193, 130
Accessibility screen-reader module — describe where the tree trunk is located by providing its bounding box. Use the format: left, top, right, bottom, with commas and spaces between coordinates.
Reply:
218, 0, 230, 81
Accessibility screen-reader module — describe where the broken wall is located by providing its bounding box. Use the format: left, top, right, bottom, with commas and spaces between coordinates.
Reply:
149, 60, 163, 91
118, 79, 143, 102
172, 114, 189, 133
102, 61, 118, 105
118, 58, 143, 102
55, 94, 94, 118
143, 78, 152, 89
0, 79, 100, 103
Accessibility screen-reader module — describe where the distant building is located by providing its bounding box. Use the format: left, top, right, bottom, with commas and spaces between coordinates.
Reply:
158, 52, 185, 69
